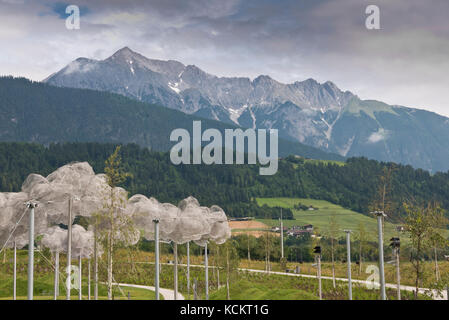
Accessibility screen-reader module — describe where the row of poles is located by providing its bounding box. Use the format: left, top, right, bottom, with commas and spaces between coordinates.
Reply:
19, 199, 98, 300
20, 200, 392, 301
153, 219, 209, 300
281, 210, 390, 300
16, 200, 207, 301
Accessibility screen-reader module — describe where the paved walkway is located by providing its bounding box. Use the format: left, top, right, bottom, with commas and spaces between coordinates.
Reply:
113, 282, 185, 300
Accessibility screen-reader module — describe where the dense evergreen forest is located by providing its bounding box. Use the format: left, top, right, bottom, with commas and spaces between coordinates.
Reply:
1, 142, 449, 222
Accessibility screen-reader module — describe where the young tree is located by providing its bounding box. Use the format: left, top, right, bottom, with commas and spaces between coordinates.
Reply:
427, 203, 448, 282
215, 240, 240, 300
403, 202, 435, 298
99, 146, 134, 300
356, 222, 368, 275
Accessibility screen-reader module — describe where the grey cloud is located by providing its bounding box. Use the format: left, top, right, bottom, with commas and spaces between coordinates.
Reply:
0, 0, 448, 115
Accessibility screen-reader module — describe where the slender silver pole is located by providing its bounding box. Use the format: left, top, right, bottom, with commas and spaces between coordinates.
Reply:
396, 248, 401, 300
78, 256, 82, 300
187, 241, 190, 298
54, 251, 59, 300
174, 242, 178, 300
67, 197, 72, 300
205, 243, 209, 300
27, 202, 36, 301
13, 240, 16, 300
88, 258, 91, 300
375, 212, 387, 300
317, 254, 322, 300
345, 230, 352, 300
280, 209, 284, 259
94, 226, 98, 300
154, 219, 160, 300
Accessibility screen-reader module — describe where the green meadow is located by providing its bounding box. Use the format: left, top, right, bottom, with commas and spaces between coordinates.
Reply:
256, 197, 400, 241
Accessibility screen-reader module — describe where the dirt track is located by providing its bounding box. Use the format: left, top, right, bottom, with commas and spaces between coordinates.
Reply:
229, 220, 278, 238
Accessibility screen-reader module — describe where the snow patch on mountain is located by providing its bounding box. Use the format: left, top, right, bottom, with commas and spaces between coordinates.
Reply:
168, 82, 181, 94
228, 104, 248, 125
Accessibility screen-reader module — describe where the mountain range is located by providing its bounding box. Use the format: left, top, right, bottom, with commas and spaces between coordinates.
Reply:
0, 76, 343, 161
44, 47, 449, 172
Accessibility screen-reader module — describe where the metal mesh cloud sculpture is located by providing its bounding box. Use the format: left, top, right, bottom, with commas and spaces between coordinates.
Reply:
128, 195, 231, 245
1, 162, 230, 252
0, 162, 125, 249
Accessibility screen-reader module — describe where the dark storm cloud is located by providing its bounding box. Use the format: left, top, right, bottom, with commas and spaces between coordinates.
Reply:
1, 0, 448, 116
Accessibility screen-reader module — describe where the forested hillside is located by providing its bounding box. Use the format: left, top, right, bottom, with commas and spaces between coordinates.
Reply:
1, 142, 448, 222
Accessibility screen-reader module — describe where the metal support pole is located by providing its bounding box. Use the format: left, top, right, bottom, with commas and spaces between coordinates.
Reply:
205, 243, 209, 300
187, 241, 190, 298
375, 211, 387, 300
396, 248, 401, 300
153, 219, 160, 300
67, 197, 72, 300
345, 230, 352, 300
317, 254, 322, 300
88, 258, 91, 300
13, 240, 16, 300
54, 251, 59, 300
174, 242, 178, 300
280, 209, 284, 259
27, 202, 37, 301
78, 256, 82, 300
94, 226, 98, 300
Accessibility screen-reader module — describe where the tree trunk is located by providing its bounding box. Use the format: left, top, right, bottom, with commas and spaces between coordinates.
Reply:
415, 239, 421, 299
331, 238, 336, 288
107, 229, 113, 300
217, 246, 220, 287
107, 203, 114, 300
434, 246, 440, 281
359, 243, 363, 275
247, 234, 250, 264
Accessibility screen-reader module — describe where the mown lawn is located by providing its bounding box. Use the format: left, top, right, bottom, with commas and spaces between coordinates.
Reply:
0, 271, 157, 300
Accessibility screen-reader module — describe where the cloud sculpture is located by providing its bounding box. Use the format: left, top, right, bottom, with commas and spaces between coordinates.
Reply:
41, 225, 98, 259
41, 226, 67, 253
128, 194, 178, 241
169, 197, 212, 244
184, 200, 231, 247
0, 191, 47, 249
1, 161, 230, 252
128, 195, 231, 245
71, 225, 95, 259
0, 162, 120, 250
21, 162, 108, 226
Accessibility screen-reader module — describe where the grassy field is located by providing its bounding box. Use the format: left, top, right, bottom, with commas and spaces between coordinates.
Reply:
256, 197, 400, 241
208, 271, 422, 300
0, 248, 439, 300
0, 256, 157, 300
239, 258, 449, 289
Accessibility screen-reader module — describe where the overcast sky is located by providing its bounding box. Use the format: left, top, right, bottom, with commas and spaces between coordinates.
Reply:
1, 0, 448, 116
